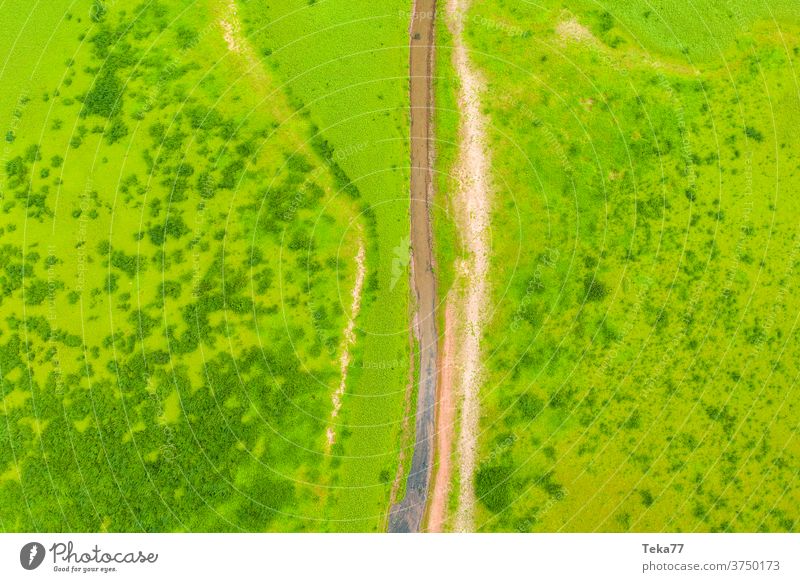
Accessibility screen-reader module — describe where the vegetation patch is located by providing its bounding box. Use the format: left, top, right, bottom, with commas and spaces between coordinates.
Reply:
459, 0, 800, 532
0, 0, 402, 532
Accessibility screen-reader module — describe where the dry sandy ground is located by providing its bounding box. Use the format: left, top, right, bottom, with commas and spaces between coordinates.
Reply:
326, 240, 366, 448
427, 0, 491, 533
555, 17, 596, 43
220, 0, 255, 64
216, 1, 286, 112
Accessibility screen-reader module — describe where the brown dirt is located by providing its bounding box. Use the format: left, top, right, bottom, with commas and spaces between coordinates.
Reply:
387, 0, 439, 533
427, 302, 458, 531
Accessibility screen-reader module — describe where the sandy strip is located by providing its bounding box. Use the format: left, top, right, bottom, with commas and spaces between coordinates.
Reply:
427, 302, 458, 531
219, 0, 271, 82
326, 240, 366, 448
220, 0, 245, 55
447, 0, 491, 533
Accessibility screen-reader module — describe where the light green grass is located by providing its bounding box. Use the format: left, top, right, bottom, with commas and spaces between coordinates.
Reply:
432, 13, 462, 310
457, 0, 800, 532
0, 0, 400, 532
236, 0, 414, 531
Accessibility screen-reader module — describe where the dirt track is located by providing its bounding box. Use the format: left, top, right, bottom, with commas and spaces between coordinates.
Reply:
388, 0, 438, 533
426, 0, 490, 533
448, 0, 490, 532
427, 302, 457, 531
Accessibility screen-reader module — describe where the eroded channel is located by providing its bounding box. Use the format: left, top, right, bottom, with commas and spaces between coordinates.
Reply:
388, 0, 438, 533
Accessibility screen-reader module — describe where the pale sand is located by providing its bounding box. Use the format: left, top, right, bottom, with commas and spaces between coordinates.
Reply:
326, 240, 366, 448
448, 0, 492, 533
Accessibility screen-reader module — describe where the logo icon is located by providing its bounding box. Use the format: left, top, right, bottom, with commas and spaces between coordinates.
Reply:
390, 235, 411, 291
20, 542, 46, 570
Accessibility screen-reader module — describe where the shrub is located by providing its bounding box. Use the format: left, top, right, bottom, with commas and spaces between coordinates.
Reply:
475, 464, 513, 513
83, 69, 124, 118
583, 275, 607, 301
744, 125, 764, 142
104, 118, 129, 144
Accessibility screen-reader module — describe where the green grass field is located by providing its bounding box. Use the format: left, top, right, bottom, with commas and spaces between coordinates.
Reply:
2, 0, 798, 535
0, 0, 410, 532
237, 0, 414, 530
459, 0, 800, 531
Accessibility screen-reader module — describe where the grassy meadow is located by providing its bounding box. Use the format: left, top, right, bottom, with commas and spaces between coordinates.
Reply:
3, 0, 797, 536
456, 0, 800, 532
0, 0, 410, 532
237, 0, 414, 530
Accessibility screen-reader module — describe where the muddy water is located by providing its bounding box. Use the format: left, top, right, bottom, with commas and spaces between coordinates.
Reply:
388, 0, 438, 533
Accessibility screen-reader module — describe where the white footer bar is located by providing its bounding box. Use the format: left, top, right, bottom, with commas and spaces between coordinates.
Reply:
1, 533, 796, 581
